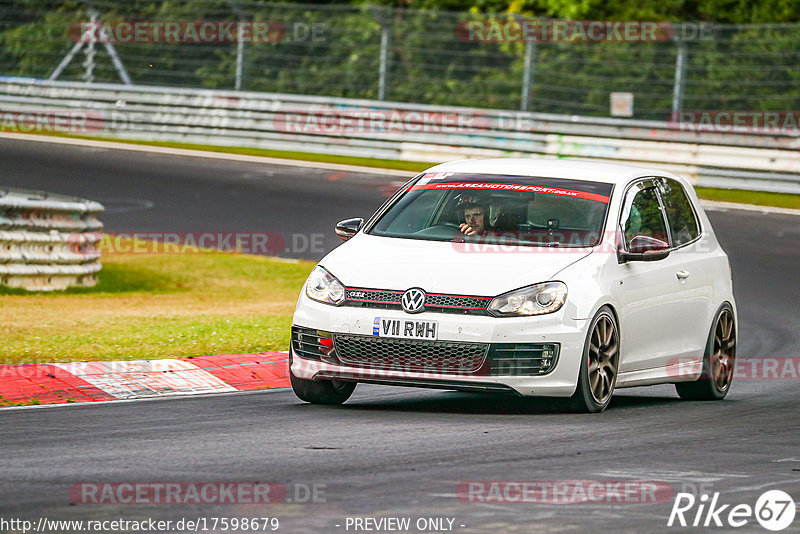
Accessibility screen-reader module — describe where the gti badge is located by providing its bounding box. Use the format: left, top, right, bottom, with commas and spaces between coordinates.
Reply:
401, 288, 426, 314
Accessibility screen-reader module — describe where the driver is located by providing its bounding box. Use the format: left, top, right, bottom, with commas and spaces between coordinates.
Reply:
459, 201, 489, 236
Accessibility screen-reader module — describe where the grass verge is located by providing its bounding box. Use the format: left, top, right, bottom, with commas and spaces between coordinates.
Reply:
0, 237, 313, 365
694, 186, 800, 210
0, 396, 44, 407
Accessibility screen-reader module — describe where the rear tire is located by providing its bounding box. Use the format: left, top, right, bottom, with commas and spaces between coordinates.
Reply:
675, 304, 735, 401
568, 306, 620, 413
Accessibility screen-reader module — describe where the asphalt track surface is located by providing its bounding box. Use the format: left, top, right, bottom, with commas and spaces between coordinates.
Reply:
1, 137, 799, 533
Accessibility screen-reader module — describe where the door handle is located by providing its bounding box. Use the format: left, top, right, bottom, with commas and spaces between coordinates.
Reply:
676, 270, 690, 280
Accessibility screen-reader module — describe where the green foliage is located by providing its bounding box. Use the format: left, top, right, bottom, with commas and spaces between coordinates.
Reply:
1, 1, 799, 118
370, 0, 800, 23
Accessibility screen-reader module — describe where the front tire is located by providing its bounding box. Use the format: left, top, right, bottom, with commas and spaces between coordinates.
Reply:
290, 372, 356, 405
675, 304, 735, 401
568, 306, 620, 413
289, 351, 356, 405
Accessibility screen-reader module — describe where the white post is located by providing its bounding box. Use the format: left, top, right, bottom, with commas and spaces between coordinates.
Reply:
82, 11, 96, 83
521, 40, 536, 111
371, 6, 391, 101
235, 25, 244, 91
378, 23, 390, 100
672, 41, 688, 115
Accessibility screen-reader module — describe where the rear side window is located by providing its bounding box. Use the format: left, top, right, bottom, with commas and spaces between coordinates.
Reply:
658, 178, 700, 246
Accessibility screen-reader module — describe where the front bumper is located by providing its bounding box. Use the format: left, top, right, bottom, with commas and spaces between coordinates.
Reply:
290, 296, 589, 397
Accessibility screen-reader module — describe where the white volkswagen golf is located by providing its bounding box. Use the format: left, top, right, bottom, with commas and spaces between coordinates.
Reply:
290, 159, 737, 412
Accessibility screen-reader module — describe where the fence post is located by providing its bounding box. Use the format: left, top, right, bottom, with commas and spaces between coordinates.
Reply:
82, 10, 96, 83
235, 24, 245, 90
372, 7, 392, 101
379, 25, 391, 100
521, 39, 537, 111
672, 40, 688, 116
225, 0, 245, 90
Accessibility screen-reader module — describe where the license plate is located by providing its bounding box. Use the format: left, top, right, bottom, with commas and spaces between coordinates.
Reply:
373, 317, 438, 340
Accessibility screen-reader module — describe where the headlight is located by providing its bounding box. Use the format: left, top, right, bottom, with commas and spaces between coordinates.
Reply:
305, 266, 346, 306
488, 281, 567, 317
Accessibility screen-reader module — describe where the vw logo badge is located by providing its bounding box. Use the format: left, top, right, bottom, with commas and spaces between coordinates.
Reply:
401, 288, 426, 314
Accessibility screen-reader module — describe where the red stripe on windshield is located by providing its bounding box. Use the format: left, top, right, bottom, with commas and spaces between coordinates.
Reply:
409, 182, 610, 203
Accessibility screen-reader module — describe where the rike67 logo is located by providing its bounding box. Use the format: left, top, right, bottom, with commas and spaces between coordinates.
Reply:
668, 490, 796, 531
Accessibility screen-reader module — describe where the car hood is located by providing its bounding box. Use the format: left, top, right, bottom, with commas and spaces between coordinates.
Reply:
320, 233, 592, 296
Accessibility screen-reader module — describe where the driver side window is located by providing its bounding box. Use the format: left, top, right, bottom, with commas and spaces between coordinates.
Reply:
623, 186, 668, 250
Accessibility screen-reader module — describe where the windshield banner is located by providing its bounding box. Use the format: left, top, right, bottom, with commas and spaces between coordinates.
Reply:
409, 181, 610, 203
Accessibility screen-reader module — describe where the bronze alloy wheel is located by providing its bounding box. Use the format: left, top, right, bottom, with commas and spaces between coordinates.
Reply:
676, 303, 736, 401
710, 308, 736, 392
569, 307, 620, 412
587, 313, 620, 405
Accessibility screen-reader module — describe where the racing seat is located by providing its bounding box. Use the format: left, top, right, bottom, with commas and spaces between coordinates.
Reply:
490, 201, 527, 231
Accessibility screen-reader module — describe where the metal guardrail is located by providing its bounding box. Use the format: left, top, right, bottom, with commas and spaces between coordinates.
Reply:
1, 78, 799, 194
5, 2, 800, 120
0, 187, 103, 290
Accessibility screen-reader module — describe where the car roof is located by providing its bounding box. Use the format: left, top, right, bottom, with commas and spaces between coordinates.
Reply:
422, 158, 683, 185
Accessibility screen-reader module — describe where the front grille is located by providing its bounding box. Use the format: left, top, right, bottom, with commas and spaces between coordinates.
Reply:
343, 287, 491, 315
333, 334, 489, 375
488, 343, 560, 376
344, 288, 403, 305
293, 327, 560, 378
427, 293, 493, 309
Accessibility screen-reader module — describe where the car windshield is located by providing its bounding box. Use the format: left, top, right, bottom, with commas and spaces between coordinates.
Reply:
368, 172, 614, 247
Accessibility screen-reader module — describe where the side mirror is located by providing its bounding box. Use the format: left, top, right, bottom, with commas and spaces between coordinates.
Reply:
618, 235, 670, 263
335, 218, 364, 241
